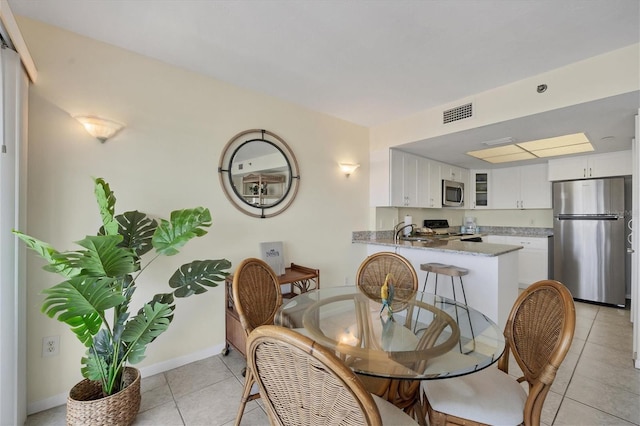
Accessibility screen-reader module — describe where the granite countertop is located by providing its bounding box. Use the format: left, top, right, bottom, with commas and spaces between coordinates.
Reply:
351, 226, 552, 257
352, 237, 523, 257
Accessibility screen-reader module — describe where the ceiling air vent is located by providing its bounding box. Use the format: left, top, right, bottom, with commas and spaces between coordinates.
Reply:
443, 102, 473, 124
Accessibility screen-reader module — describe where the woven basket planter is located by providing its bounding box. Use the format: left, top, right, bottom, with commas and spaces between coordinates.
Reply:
66, 367, 141, 426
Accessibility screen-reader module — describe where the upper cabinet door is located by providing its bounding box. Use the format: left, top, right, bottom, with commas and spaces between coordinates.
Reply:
491, 168, 520, 209
426, 159, 442, 208
491, 164, 551, 209
548, 151, 632, 181
390, 150, 419, 207
520, 164, 551, 209
390, 149, 407, 206
469, 170, 490, 209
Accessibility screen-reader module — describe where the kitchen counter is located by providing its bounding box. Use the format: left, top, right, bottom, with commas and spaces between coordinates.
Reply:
353, 237, 522, 257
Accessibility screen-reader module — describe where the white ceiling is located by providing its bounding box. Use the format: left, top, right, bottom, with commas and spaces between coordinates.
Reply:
7, 0, 640, 168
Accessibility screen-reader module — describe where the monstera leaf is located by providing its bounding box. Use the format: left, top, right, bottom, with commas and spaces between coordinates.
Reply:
115, 210, 158, 257
152, 208, 212, 256
42, 276, 126, 346
169, 259, 232, 297
94, 177, 118, 236
121, 302, 174, 364
67, 235, 137, 277
13, 231, 80, 278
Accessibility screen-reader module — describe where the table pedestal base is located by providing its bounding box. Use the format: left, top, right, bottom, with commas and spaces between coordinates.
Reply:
358, 375, 428, 425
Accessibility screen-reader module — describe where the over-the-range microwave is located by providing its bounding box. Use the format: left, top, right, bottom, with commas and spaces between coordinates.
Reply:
442, 179, 464, 207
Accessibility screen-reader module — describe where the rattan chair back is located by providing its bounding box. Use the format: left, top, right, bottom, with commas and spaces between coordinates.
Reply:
424, 279, 575, 426
497, 279, 576, 425
247, 325, 384, 426
232, 257, 282, 336
356, 252, 418, 309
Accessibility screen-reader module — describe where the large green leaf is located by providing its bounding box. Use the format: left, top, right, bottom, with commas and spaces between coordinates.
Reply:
121, 302, 173, 364
94, 177, 118, 236
42, 276, 125, 346
12, 231, 79, 278
152, 208, 212, 256
114, 210, 157, 257
140, 293, 175, 344
81, 329, 114, 381
70, 235, 137, 277
169, 259, 231, 297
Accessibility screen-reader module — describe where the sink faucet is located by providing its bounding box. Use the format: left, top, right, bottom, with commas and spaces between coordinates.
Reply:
393, 221, 404, 241
395, 224, 415, 242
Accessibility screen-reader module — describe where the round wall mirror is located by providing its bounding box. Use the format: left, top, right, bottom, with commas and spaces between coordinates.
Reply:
218, 129, 300, 218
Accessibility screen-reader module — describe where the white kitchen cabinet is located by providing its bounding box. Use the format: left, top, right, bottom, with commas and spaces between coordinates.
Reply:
417, 157, 441, 208
486, 235, 550, 288
469, 170, 490, 209
491, 164, 551, 209
506, 236, 549, 289
390, 150, 445, 208
390, 149, 418, 207
442, 164, 468, 185
425, 158, 442, 208
547, 150, 632, 181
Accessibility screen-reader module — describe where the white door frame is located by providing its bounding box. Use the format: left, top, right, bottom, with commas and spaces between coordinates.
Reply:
633, 112, 640, 369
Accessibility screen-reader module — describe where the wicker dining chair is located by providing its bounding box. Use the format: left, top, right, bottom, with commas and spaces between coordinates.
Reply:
232, 258, 282, 425
356, 251, 419, 308
422, 279, 576, 426
245, 325, 418, 426
354, 252, 420, 399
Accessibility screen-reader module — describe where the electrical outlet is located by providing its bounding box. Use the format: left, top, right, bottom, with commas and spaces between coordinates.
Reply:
42, 335, 59, 357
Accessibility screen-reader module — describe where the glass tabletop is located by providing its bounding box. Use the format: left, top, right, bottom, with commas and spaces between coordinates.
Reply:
276, 286, 505, 380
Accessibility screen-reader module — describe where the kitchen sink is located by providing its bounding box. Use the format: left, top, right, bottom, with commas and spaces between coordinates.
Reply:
399, 236, 437, 242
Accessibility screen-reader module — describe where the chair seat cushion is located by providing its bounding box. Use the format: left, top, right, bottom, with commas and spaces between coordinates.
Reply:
422, 366, 527, 425
372, 395, 418, 425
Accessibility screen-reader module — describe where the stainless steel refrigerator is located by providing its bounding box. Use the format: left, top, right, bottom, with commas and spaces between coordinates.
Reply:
553, 178, 626, 306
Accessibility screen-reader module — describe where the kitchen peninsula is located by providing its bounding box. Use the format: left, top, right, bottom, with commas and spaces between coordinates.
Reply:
352, 233, 523, 329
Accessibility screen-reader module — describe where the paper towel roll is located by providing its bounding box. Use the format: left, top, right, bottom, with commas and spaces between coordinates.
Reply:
404, 215, 413, 235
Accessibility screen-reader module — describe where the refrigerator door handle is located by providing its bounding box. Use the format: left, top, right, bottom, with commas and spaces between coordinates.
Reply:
556, 214, 620, 220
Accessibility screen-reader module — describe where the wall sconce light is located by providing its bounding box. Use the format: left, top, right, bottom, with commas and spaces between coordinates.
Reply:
75, 115, 125, 143
339, 163, 360, 177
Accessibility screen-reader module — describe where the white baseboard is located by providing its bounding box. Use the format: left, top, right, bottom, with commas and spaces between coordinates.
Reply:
27, 342, 226, 415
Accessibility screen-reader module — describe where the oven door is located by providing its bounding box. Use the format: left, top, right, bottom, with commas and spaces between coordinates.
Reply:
442, 180, 464, 207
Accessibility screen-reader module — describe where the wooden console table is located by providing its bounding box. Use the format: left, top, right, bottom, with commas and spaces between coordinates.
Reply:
223, 263, 320, 357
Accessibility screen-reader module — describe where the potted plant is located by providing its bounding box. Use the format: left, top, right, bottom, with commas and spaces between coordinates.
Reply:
14, 177, 231, 425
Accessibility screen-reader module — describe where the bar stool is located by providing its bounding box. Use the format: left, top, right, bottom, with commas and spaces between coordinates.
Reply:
419, 262, 475, 353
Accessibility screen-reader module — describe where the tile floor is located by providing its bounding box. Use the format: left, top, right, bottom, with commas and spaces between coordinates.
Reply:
25, 300, 640, 426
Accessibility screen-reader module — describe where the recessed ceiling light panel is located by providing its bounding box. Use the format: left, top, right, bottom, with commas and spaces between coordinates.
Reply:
467, 145, 523, 159
517, 132, 590, 151
531, 143, 594, 158
467, 132, 594, 164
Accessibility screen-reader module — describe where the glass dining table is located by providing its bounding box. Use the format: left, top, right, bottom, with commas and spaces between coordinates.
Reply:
276, 286, 505, 425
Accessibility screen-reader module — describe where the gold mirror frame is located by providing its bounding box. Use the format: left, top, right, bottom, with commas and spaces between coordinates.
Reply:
218, 129, 300, 218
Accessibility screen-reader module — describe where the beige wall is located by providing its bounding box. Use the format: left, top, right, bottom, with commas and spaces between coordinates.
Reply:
18, 17, 369, 408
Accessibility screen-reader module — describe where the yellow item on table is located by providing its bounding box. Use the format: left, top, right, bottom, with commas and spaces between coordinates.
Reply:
380, 273, 395, 317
